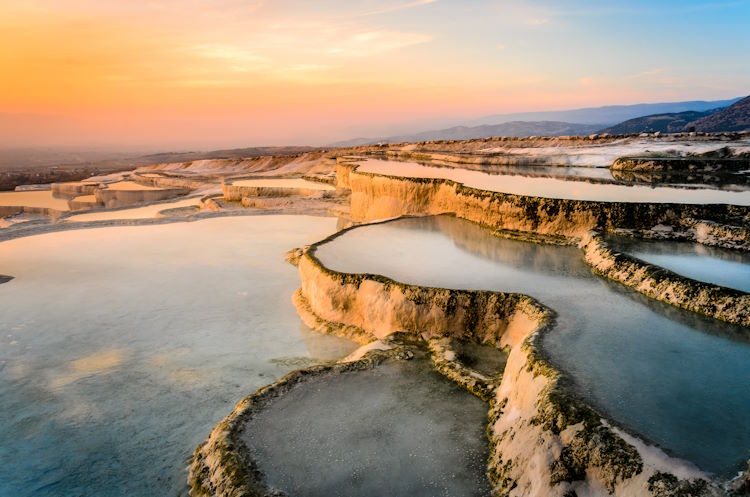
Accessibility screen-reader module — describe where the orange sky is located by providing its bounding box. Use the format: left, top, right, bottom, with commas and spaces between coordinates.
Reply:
2, 0, 748, 148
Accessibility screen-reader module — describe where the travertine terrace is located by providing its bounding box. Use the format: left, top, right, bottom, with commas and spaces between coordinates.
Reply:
2, 133, 749, 497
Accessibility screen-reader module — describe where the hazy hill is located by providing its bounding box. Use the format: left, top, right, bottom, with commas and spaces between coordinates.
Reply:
690, 95, 750, 132
331, 121, 603, 147
331, 97, 742, 146
469, 98, 741, 126
600, 110, 716, 134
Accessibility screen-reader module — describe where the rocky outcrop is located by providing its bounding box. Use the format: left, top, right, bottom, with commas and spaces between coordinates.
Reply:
580, 232, 750, 327
0, 274, 12, 284
340, 161, 749, 241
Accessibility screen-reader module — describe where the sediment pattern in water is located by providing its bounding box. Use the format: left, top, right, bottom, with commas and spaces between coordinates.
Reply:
242, 354, 491, 497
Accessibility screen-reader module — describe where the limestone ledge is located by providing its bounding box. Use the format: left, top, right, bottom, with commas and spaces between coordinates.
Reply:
385, 149, 557, 167
337, 161, 749, 243
0, 205, 66, 219
222, 177, 340, 202
132, 172, 213, 190
292, 236, 721, 497
199, 194, 225, 212
690, 219, 750, 251
580, 233, 750, 327
427, 337, 500, 401
612, 156, 750, 173
51, 181, 101, 197
609, 219, 750, 252
301, 174, 336, 186
94, 185, 191, 209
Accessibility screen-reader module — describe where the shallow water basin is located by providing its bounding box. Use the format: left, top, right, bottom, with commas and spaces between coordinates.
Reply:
0, 190, 71, 211
242, 354, 491, 497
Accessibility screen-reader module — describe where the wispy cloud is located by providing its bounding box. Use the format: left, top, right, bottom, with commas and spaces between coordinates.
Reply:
327, 30, 432, 57
526, 17, 549, 26
627, 67, 669, 79
355, 0, 437, 17
193, 43, 267, 65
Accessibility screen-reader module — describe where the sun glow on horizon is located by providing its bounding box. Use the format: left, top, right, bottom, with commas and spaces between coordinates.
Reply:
1, 0, 749, 148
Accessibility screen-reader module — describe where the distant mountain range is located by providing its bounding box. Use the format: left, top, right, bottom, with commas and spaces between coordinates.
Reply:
330, 97, 744, 146
602, 95, 750, 135
691, 95, 750, 132
600, 111, 716, 134
467, 98, 741, 127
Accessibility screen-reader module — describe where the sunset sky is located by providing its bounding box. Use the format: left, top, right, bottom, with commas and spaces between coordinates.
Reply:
1, 0, 749, 149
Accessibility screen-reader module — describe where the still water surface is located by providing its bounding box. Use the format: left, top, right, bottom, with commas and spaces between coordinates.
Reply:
0, 216, 357, 497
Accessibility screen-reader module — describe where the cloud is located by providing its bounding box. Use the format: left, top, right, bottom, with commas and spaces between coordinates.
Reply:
356, 0, 437, 17
193, 43, 268, 65
327, 30, 432, 57
527, 18, 549, 26
625, 67, 677, 85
